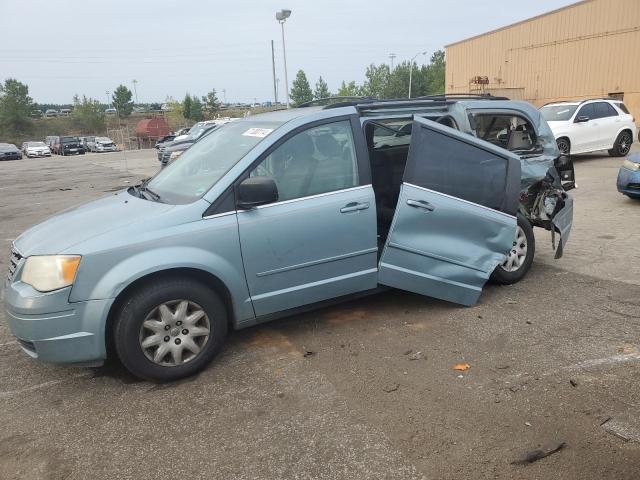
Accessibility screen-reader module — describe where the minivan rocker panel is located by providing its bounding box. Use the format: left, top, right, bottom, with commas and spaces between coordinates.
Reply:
4, 101, 574, 380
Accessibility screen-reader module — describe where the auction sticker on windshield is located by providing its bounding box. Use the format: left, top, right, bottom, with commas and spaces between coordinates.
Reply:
242, 128, 274, 138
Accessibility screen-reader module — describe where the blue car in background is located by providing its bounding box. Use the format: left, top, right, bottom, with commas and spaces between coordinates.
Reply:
616, 153, 640, 199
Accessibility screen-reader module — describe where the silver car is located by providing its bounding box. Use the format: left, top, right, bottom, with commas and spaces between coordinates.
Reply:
4, 96, 574, 381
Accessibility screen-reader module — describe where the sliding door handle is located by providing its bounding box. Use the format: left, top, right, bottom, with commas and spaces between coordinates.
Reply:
340, 202, 369, 213
407, 199, 435, 212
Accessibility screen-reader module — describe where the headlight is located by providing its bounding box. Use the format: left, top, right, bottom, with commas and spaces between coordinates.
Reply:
169, 150, 184, 160
21, 255, 81, 292
622, 159, 639, 171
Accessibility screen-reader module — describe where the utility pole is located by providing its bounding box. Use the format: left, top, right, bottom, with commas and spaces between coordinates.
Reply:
222, 89, 227, 104
388, 53, 397, 70
132, 79, 139, 104
271, 40, 278, 105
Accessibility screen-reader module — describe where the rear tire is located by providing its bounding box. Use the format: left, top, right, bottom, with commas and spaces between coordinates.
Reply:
114, 277, 228, 382
490, 214, 535, 285
556, 137, 570, 155
608, 130, 633, 157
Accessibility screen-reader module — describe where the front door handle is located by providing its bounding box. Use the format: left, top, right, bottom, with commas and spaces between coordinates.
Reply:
340, 202, 369, 213
407, 199, 435, 212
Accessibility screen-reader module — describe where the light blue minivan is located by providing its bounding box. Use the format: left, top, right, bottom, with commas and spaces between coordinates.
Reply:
4, 96, 574, 381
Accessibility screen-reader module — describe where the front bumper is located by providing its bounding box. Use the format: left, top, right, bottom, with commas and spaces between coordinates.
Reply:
3, 281, 112, 365
617, 167, 640, 197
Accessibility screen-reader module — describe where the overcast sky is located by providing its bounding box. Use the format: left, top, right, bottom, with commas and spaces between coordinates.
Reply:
1, 0, 577, 104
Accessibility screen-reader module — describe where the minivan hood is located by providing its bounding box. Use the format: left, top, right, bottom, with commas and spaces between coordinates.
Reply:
14, 191, 173, 256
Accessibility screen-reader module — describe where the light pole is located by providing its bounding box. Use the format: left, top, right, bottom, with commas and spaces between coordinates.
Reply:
408, 51, 427, 99
132, 79, 139, 104
105, 91, 110, 108
276, 9, 291, 108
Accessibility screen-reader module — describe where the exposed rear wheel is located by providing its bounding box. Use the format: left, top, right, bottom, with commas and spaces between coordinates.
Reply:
114, 277, 228, 381
609, 131, 633, 157
490, 214, 535, 285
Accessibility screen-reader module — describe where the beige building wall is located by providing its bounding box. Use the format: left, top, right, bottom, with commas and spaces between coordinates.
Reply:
445, 0, 640, 125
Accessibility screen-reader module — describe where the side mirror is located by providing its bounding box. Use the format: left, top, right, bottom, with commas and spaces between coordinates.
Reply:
575, 116, 590, 123
237, 176, 278, 209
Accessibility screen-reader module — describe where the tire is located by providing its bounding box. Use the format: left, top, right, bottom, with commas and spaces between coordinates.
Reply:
608, 130, 633, 157
490, 214, 535, 285
114, 277, 228, 382
556, 137, 570, 155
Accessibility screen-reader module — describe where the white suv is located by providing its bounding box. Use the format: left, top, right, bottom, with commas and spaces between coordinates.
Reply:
540, 99, 637, 157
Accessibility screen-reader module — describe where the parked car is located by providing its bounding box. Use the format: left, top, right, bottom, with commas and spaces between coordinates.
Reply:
22, 141, 51, 157
105, 108, 117, 115
4, 95, 574, 381
45, 136, 59, 151
54, 136, 85, 155
59, 108, 71, 117
616, 153, 640, 199
155, 134, 176, 149
157, 120, 230, 165
540, 98, 637, 156
30, 110, 43, 118
91, 137, 117, 152
44, 109, 58, 118
0, 143, 22, 160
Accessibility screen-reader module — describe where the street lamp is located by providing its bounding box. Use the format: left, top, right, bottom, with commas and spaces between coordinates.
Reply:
105, 91, 110, 108
408, 51, 427, 99
132, 79, 139, 104
276, 9, 291, 108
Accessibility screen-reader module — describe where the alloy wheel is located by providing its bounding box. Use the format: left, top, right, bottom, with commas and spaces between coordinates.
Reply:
501, 226, 527, 272
619, 133, 632, 155
139, 299, 211, 366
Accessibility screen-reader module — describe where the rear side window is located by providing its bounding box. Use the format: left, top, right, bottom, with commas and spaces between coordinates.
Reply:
594, 102, 618, 118
404, 125, 509, 212
470, 114, 536, 152
615, 102, 630, 114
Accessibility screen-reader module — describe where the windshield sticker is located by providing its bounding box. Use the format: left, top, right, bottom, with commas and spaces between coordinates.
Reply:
242, 128, 273, 138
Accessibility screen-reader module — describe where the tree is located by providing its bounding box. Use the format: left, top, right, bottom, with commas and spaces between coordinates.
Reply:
202, 89, 220, 118
190, 96, 204, 121
424, 50, 445, 95
387, 62, 412, 99
182, 94, 193, 120
290, 70, 313, 106
337, 80, 362, 97
362, 64, 391, 99
111, 85, 134, 118
72, 95, 105, 133
0, 78, 33, 137
314, 76, 331, 100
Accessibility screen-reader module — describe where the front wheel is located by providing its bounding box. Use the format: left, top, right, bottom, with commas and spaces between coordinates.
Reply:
556, 137, 570, 155
114, 278, 228, 381
490, 214, 535, 285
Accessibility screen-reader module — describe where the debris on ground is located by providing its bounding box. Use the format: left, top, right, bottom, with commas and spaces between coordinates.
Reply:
524, 422, 532, 427
602, 418, 640, 443
382, 383, 399, 393
525, 320, 532, 325
59, 187, 72, 191
569, 379, 578, 387
453, 362, 471, 371
511, 442, 567, 465
403, 349, 413, 356
408, 351, 424, 361
303, 351, 315, 358
506, 300, 518, 305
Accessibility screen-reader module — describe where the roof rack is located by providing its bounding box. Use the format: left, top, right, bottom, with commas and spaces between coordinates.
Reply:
413, 93, 509, 101
542, 97, 622, 107
294, 96, 378, 109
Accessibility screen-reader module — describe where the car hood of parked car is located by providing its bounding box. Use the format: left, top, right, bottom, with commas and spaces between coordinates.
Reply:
14, 191, 174, 256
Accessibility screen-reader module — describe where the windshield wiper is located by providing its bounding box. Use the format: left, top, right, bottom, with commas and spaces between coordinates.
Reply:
133, 178, 162, 202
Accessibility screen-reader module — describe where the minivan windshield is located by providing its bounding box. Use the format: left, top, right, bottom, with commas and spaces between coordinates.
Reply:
540, 104, 578, 122
146, 120, 280, 204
